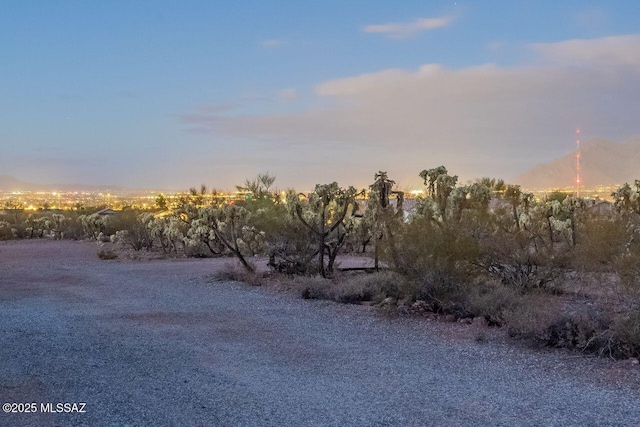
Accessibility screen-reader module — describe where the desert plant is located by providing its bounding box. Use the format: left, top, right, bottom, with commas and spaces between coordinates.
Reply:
464, 284, 521, 326
97, 249, 118, 260
611, 310, 640, 357
289, 183, 359, 277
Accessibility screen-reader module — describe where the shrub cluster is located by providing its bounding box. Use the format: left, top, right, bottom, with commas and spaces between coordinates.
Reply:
4, 171, 640, 358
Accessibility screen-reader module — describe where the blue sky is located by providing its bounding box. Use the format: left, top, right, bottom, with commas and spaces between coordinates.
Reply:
2, 1, 640, 190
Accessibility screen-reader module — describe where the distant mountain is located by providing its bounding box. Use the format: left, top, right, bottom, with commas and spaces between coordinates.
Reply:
515, 138, 640, 189
0, 175, 128, 192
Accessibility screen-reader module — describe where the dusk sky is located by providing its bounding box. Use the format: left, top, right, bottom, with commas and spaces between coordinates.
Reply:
2, 1, 640, 191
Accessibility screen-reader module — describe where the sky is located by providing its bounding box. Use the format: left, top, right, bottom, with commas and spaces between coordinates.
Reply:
1, 1, 640, 191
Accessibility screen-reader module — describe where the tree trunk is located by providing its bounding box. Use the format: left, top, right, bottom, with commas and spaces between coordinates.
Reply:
512, 205, 520, 230
570, 211, 577, 247
546, 214, 554, 252
318, 206, 326, 277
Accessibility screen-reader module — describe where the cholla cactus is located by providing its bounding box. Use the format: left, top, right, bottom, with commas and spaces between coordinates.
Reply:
184, 204, 256, 272
416, 197, 443, 223
78, 214, 107, 240
419, 166, 457, 218
0, 220, 13, 240
24, 214, 50, 238
50, 213, 66, 240
162, 217, 184, 254
238, 225, 266, 255
612, 180, 640, 216
290, 182, 359, 277
111, 213, 162, 250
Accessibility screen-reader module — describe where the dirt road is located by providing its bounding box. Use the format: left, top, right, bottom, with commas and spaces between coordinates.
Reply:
1, 240, 639, 426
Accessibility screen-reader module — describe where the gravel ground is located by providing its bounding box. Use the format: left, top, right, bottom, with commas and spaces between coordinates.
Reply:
1, 240, 640, 427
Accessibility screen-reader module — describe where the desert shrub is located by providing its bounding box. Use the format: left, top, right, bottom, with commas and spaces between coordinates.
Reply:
184, 241, 215, 258
331, 271, 415, 304
103, 210, 138, 236
573, 217, 628, 272
391, 216, 479, 310
476, 229, 561, 292
505, 301, 640, 358
357, 271, 418, 302
611, 310, 640, 358
61, 214, 85, 240
412, 269, 469, 316
0, 220, 14, 240
542, 310, 610, 353
388, 214, 498, 317
10, 222, 28, 239
267, 216, 319, 275
392, 216, 479, 277
505, 295, 565, 340
268, 270, 413, 305
293, 275, 364, 303
614, 239, 640, 302
211, 261, 261, 285
330, 280, 377, 304
296, 276, 336, 300
97, 249, 118, 260
111, 212, 168, 251
464, 284, 521, 326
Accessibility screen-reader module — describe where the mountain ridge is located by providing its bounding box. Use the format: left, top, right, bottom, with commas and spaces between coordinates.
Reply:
4, 139, 640, 192
0, 175, 129, 193
515, 138, 640, 189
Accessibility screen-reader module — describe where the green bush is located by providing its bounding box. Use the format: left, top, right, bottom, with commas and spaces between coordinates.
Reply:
573, 218, 628, 272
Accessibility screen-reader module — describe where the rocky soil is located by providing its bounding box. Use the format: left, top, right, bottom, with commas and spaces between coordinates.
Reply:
1, 240, 640, 426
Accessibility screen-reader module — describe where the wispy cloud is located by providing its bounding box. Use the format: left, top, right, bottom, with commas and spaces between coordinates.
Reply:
363, 16, 453, 39
178, 35, 640, 185
196, 102, 240, 113
277, 88, 299, 101
260, 39, 287, 48
531, 34, 640, 67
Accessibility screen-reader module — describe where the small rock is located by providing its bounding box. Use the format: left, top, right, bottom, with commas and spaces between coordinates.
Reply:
443, 314, 457, 323
629, 357, 639, 365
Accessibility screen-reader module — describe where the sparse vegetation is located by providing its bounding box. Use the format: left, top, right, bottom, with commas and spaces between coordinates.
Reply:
97, 249, 118, 260
3, 168, 640, 359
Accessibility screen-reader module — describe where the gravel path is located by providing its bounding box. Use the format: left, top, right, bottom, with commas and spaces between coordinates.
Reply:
1, 240, 640, 427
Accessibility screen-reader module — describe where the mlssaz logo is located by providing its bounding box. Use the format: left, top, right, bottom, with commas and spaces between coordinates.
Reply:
40, 403, 86, 413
